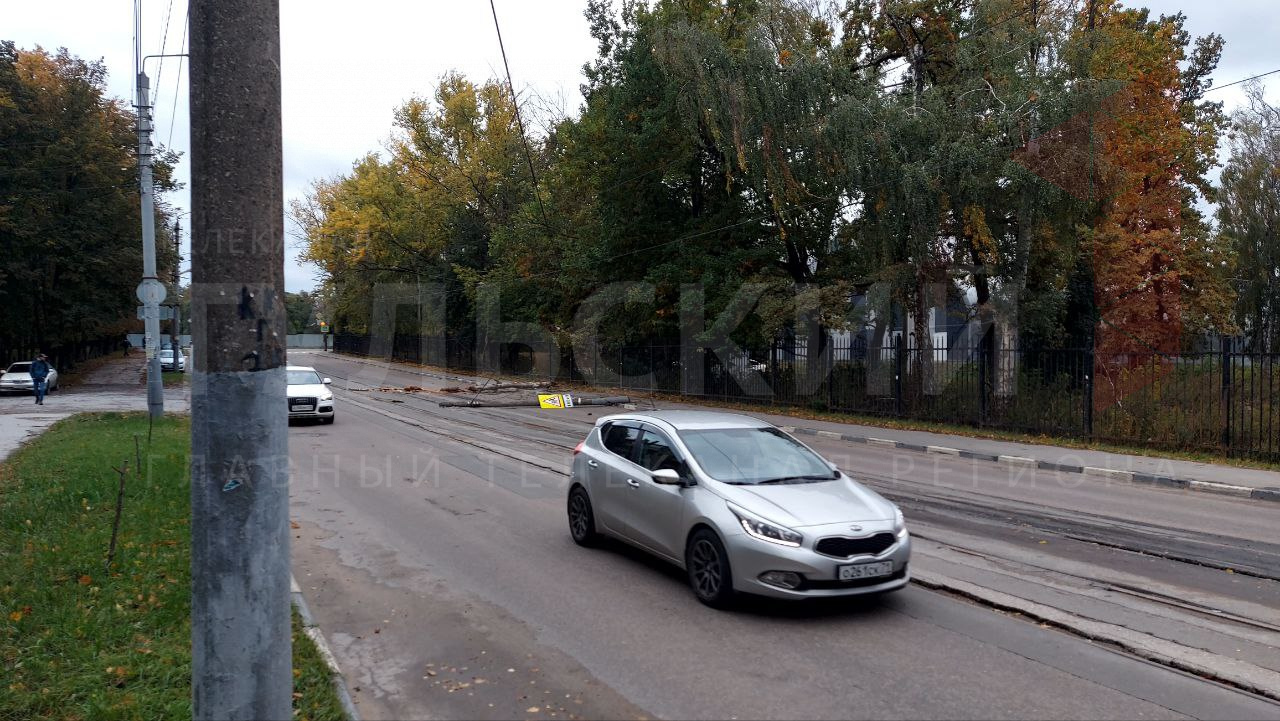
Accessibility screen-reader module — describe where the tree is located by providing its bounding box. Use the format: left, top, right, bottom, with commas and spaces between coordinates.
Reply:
285, 291, 320, 334
1218, 82, 1280, 352
0, 43, 178, 365
1078, 2, 1230, 360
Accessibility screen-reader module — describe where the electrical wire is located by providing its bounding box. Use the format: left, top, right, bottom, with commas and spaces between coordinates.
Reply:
488, 0, 551, 232
166, 5, 189, 148
152, 0, 177, 110
1206, 68, 1280, 94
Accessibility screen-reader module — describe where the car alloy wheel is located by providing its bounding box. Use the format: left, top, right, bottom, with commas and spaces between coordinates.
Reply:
687, 529, 735, 608
567, 485, 598, 547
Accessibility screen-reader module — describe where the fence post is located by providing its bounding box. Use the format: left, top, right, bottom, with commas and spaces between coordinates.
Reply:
769, 341, 778, 403
648, 345, 655, 392
894, 333, 905, 417
826, 336, 834, 410
977, 332, 989, 426
1221, 335, 1232, 452
1083, 345, 1094, 438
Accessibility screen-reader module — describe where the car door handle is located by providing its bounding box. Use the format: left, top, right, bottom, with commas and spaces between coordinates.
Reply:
626, 478, 640, 488
586, 460, 599, 468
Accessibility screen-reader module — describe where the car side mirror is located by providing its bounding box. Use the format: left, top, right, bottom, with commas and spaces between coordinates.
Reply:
827, 460, 839, 471
651, 468, 683, 485
323, 378, 332, 385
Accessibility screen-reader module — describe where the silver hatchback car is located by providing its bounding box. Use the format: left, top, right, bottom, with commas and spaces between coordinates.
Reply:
568, 410, 910, 607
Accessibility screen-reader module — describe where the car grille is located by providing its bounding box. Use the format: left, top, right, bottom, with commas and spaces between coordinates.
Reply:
814, 532, 897, 558
289, 397, 317, 411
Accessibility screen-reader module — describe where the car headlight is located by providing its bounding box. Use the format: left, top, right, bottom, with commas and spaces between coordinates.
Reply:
729, 504, 802, 547
893, 507, 907, 539
320, 392, 333, 402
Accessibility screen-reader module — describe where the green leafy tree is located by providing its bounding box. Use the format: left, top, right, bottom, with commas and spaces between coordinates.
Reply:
0, 43, 178, 365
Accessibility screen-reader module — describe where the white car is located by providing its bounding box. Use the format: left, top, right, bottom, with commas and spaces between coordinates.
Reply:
287, 365, 335, 423
160, 348, 186, 372
0, 361, 59, 394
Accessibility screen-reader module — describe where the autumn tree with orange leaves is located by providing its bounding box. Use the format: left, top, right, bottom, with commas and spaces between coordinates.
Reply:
1071, 1, 1230, 409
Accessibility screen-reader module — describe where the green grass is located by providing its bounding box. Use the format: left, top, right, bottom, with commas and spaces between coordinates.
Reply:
0, 413, 346, 721
161, 371, 186, 387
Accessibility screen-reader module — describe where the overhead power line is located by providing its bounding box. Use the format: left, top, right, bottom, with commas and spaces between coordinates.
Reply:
167, 5, 189, 148
488, 0, 551, 232
1206, 68, 1280, 94
153, 0, 177, 109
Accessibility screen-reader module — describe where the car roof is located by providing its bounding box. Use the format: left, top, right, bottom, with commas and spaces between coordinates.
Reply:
286, 365, 318, 371
596, 409, 773, 431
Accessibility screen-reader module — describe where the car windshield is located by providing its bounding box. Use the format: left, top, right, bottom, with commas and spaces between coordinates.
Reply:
7, 363, 30, 373
287, 369, 323, 385
678, 427, 836, 485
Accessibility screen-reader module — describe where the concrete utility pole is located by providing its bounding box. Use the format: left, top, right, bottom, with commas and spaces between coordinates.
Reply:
135, 72, 165, 418
189, 0, 291, 718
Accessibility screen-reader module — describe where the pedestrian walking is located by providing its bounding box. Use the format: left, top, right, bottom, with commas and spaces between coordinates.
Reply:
30, 353, 50, 405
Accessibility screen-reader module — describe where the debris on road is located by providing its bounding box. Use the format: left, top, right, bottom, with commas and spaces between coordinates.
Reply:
350, 385, 432, 394
440, 380, 552, 393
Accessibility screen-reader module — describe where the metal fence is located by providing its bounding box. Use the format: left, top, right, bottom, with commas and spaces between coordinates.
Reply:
333, 333, 1280, 461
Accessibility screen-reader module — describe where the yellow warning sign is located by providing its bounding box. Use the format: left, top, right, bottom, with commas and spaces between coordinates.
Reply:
537, 393, 575, 409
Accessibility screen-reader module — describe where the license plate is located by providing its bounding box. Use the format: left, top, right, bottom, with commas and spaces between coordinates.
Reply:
291, 404, 314, 412
837, 561, 893, 581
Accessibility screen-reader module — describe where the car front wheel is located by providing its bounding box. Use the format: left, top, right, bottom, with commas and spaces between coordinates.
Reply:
567, 485, 599, 547
686, 528, 736, 608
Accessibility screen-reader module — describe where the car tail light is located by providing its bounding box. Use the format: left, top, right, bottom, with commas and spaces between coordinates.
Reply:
573, 441, 584, 455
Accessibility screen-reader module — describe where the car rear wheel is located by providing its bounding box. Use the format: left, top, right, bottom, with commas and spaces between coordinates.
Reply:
686, 528, 736, 608
567, 485, 598, 547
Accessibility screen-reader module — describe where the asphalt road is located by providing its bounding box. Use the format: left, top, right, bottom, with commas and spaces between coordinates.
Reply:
286, 351, 1280, 720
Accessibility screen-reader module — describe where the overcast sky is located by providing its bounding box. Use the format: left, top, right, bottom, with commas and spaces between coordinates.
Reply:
5, 1, 1278, 292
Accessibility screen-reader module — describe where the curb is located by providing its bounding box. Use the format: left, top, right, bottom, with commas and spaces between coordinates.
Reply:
291, 575, 362, 721
780, 425, 1280, 504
